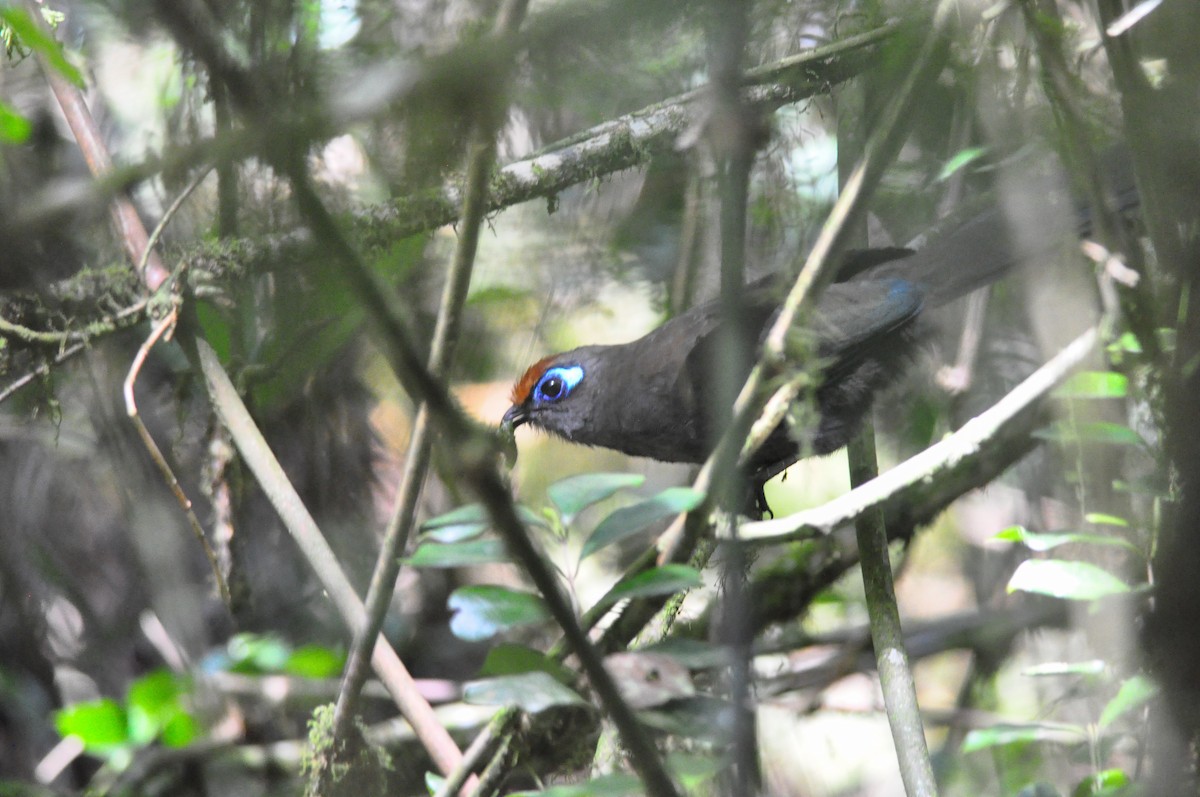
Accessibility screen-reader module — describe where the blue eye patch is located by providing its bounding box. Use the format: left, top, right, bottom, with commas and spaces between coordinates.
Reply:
534, 366, 584, 404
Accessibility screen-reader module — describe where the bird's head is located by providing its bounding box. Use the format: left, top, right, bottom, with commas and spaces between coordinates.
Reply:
502, 352, 589, 436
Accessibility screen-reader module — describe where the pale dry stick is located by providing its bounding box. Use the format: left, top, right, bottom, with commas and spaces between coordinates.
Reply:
123, 307, 231, 606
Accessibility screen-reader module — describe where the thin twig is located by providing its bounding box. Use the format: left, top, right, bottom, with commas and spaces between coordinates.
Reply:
431, 723, 501, 797
0, 342, 85, 404
849, 426, 938, 796
124, 308, 231, 606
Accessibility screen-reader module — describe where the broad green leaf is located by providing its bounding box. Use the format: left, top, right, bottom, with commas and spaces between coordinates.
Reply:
641, 638, 726, 669
227, 634, 290, 673
1072, 768, 1130, 797
247, 235, 424, 412
194, 301, 233, 365
581, 487, 704, 559
668, 752, 725, 789
938, 146, 986, 181
547, 473, 645, 520
0, 8, 84, 86
477, 643, 574, 683
1034, 422, 1143, 447
463, 672, 587, 713
1022, 660, 1106, 677
407, 539, 508, 568
127, 670, 183, 745
159, 709, 198, 748
0, 101, 32, 143
1106, 331, 1142, 355
285, 645, 345, 678
1007, 560, 1131, 600
419, 503, 545, 543
448, 585, 548, 641
639, 695, 733, 742
420, 504, 490, 543
425, 772, 446, 795
592, 565, 702, 612
1099, 674, 1158, 728
56, 699, 129, 749
510, 772, 641, 796
993, 526, 1138, 554
1054, 371, 1128, 399
961, 722, 1086, 752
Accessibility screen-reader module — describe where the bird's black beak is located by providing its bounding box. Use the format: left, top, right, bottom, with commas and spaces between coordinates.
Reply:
498, 405, 527, 468
501, 404, 529, 431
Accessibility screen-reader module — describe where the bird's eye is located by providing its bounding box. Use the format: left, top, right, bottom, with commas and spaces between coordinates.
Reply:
534, 365, 584, 404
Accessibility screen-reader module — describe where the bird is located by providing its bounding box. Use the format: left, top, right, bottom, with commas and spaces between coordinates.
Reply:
501, 249, 947, 514
501, 151, 1140, 516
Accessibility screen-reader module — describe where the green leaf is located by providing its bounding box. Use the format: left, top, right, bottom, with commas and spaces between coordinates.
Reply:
1072, 768, 1131, 797
407, 539, 509, 568
425, 772, 446, 795
56, 699, 129, 749
993, 526, 1139, 554
285, 645, 346, 678
477, 643, 575, 683
581, 487, 704, 559
463, 672, 588, 713
547, 473, 645, 520
1007, 560, 1131, 600
961, 722, 1087, 752
419, 503, 546, 543
592, 565, 702, 612
127, 671, 183, 745
448, 585, 548, 641
638, 695, 734, 742
641, 638, 727, 669
1106, 331, 1142, 355
159, 709, 199, 748
420, 504, 491, 542
0, 101, 32, 144
1099, 674, 1158, 728
0, 8, 84, 87
194, 301, 233, 365
510, 772, 642, 796
1054, 371, 1128, 399
1034, 422, 1143, 447
667, 752, 725, 789
227, 634, 291, 673
938, 146, 986, 181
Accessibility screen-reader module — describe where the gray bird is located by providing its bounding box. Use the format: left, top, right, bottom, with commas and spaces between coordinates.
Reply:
502, 150, 1139, 513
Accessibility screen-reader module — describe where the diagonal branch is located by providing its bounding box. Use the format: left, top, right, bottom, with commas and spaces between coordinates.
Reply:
736, 327, 1098, 546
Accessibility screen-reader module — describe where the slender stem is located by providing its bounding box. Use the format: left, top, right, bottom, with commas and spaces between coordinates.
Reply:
848, 427, 938, 797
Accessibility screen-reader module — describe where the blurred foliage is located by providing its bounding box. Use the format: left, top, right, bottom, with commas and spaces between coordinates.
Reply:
0, 0, 1192, 793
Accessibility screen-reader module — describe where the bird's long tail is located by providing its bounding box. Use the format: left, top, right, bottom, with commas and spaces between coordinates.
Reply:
857, 145, 1139, 306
